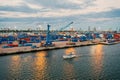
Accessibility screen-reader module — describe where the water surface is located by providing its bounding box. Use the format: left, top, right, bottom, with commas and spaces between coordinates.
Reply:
0, 44, 120, 80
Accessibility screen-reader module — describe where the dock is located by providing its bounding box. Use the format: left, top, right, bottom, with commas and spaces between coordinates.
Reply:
0, 41, 97, 56
98, 41, 120, 45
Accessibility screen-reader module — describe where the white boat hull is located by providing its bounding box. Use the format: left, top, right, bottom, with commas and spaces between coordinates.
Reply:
63, 54, 76, 59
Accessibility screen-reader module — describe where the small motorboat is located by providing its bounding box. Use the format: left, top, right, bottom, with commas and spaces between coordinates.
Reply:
63, 52, 76, 59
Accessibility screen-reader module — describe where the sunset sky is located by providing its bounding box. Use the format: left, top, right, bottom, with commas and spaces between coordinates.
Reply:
0, 0, 120, 30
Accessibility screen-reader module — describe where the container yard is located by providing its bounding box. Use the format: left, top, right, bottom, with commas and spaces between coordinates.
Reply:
0, 23, 120, 55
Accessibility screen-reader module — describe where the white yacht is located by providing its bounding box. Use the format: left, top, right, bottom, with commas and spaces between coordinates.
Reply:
63, 52, 76, 59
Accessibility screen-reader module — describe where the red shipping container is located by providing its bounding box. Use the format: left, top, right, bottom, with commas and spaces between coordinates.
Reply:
8, 44, 18, 47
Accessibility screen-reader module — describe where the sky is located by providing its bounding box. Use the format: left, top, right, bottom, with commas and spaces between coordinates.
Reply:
0, 0, 120, 30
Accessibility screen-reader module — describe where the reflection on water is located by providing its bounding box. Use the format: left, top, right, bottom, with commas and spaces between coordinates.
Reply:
23, 55, 32, 63
63, 61, 75, 79
65, 48, 76, 55
9, 55, 21, 79
32, 51, 48, 80
64, 48, 76, 79
90, 44, 104, 78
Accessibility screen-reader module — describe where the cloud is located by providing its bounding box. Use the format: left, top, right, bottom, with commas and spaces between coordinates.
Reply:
92, 0, 120, 9
0, 0, 120, 30
84, 8, 120, 18
0, 5, 37, 13
25, 3, 43, 10
87, 18, 112, 22
0, 0, 24, 6
0, 0, 120, 18
25, 0, 80, 9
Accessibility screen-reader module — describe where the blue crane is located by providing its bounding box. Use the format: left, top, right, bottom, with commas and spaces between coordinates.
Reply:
42, 24, 53, 47
43, 22, 73, 47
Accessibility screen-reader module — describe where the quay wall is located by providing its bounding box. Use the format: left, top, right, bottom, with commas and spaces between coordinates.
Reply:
1, 40, 120, 56
0, 41, 97, 56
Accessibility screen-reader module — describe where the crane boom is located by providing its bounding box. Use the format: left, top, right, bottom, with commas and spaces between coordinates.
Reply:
53, 22, 73, 34
59, 22, 73, 31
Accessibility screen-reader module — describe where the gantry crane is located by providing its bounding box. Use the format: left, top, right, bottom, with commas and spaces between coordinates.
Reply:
43, 22, 73, 47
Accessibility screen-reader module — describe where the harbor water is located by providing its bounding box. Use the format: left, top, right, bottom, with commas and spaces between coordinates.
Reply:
0, 44, 120, 80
